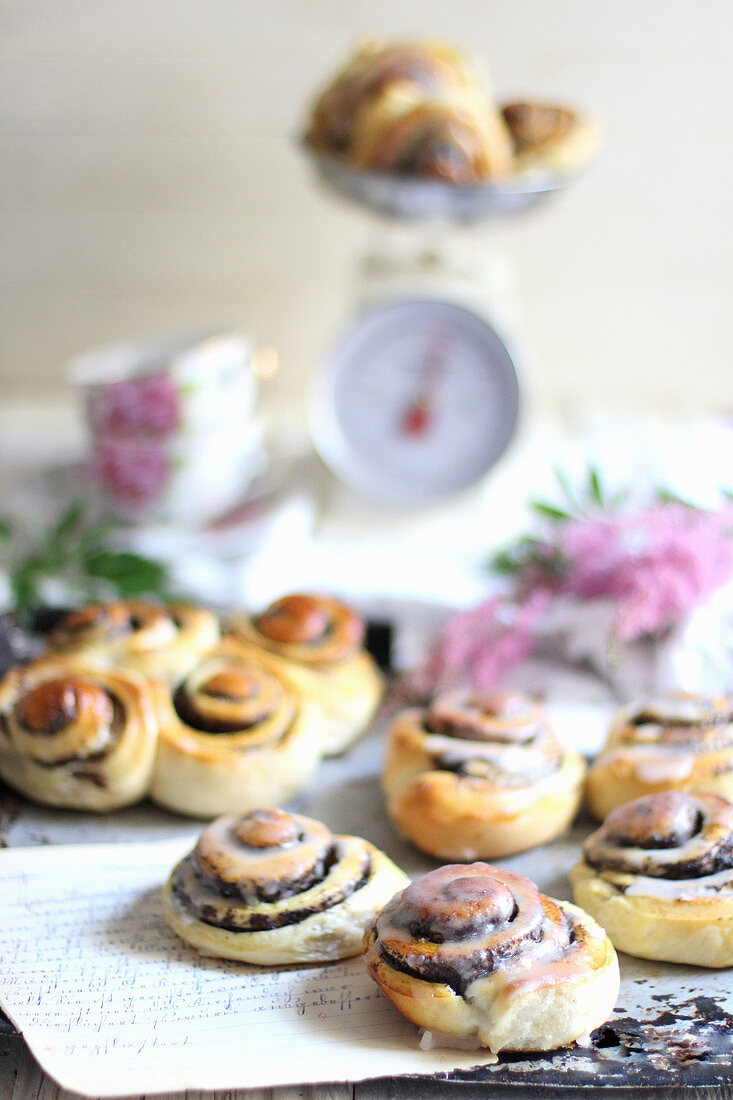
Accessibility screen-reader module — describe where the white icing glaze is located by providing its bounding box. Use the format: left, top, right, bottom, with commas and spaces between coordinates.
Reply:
602, 745, 695, 784
627, 696, 725, 725
423, 733, 554, 780
624, 866, 733, 900
632, 753, 694, 784
419, 1029, 490, 1054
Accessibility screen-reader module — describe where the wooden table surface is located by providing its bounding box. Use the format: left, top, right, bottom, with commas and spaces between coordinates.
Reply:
2, 1032, 733, 1100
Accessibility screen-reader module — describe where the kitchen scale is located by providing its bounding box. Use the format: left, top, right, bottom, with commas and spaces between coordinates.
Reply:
306, 149, 576, 507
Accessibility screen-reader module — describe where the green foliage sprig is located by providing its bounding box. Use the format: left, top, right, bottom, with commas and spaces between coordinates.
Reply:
0, 503, 171, 623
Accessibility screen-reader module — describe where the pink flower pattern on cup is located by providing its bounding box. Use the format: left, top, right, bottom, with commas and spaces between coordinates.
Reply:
88, 375, 180, 437
92, 439, 169, 505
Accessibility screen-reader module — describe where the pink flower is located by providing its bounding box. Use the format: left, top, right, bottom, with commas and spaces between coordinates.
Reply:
413, 590, 550, 699
88, 375, 180, 437
558, 504, 733, 640
413, 496, 733, 698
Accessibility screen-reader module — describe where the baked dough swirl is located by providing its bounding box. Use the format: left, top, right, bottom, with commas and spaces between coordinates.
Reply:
164, 808, 409, 964
0, 657, 158, 811
148, 638, 322, 818
571, 790, 733, 966
585, 692, 733, 820
501, 100, 600, 175
382, 691, 586, 860
349, 87, 513, 183
48, 599, 220, 684
231, 593, 383, 756
306, 39, 482, 155
365, 862, 619, 1052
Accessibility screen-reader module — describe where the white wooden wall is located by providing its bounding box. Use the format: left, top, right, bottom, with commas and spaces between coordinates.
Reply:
1, 0, 731, 416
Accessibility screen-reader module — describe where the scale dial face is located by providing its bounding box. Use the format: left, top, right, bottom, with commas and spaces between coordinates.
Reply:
311, 299, 520, 505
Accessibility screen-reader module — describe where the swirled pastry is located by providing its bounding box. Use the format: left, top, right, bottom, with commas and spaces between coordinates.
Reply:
382, 691, 586, 860
585, 692, 733, 820
306, 39, 483, 155
164, 808, 409, 964
365, 863, 619, 1052
48, 599, 220, 684
350, 87, 513, 183
0, 657, 158, 811
148, 638, 322, 818
571, 791, 733, 967
501, 101, 600, 175
231, 593, 383, 756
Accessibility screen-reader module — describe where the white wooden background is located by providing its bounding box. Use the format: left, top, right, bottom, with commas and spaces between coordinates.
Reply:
1, 0, 732, 418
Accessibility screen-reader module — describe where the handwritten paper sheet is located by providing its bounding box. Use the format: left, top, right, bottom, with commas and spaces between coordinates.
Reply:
0, 838, 496, 1097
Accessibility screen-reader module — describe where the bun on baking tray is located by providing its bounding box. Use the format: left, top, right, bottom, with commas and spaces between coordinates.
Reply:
0, 656, 158, 811
148, 636, 322, 818
572, 789, 733, 967
231, 593, 383, 756
47, 599, 220, 685
365, 862, 619, 1052
382, 690, 585, 860
164, 807, 409, 964
585, 692, 733, 820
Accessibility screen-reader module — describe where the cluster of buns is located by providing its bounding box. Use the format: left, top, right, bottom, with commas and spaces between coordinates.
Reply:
9, 591, 731, 1053
164, 686, 733, 1057
0, 593, 382, 816
572, 691, 733, 968
165, 806, 620, 1054
305, 39, 599, 183
381, 685, 733, 977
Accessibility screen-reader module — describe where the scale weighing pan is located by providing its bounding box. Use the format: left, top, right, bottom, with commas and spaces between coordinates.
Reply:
306, 147, 574, 222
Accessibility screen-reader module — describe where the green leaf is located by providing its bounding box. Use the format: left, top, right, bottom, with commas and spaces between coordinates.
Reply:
609, 488, 629, 510
489, 536, 569, 579
530, 500, 572, 522
0, 519, 12, 540
588, 466, 604, 506
9, 562, 42, 620
656, 487, 700, 510
554, 468, 579, 509
83, 551, 169, 597
77, 521, 116, 558
491, 549, 523, 575
49, 502, 85, 548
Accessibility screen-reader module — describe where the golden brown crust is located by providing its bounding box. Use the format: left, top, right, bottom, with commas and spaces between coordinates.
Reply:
349, 87, 513, 183
305, 39, 483, 154
585, 692, 733, 820
571, 860, 733, 968
235, 593, 364, 666
305, 41, 600, 184
47, 600, 220, 684
0, 656, 158, 811
148, 637, 322, 818
364, 863, 619, 1051
382, 693, 585, 859
572, 790, 733, 966
165, 808, 409, 964
231, 594, 382, 756
501, 100, 601, 174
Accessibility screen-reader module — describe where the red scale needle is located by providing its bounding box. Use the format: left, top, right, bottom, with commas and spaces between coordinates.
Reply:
399, 333, 449, 439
